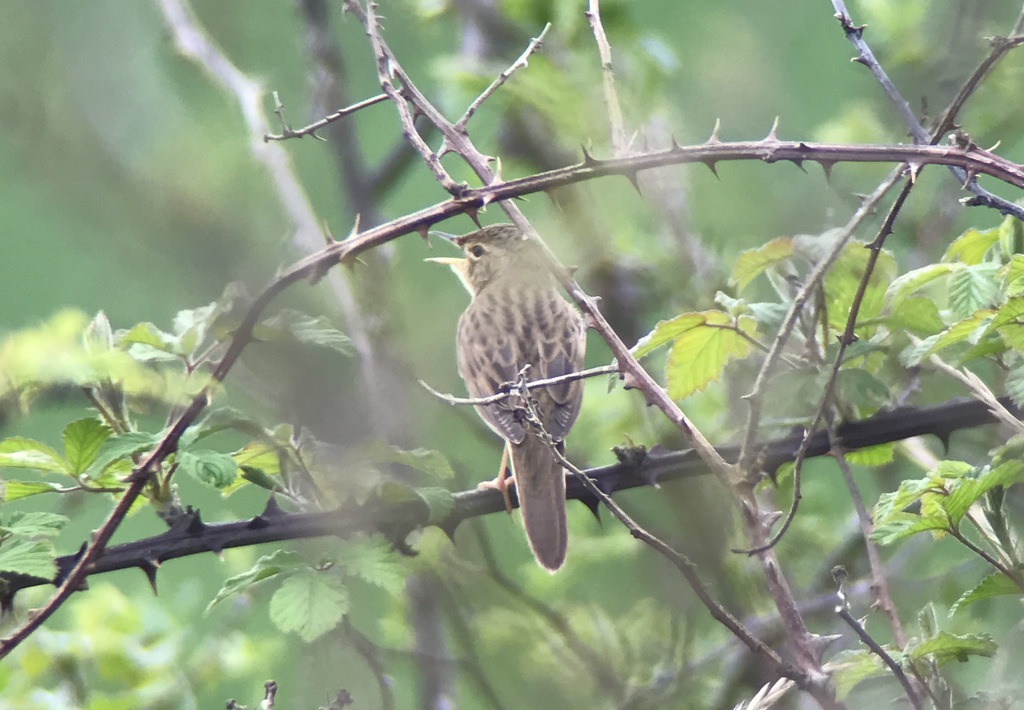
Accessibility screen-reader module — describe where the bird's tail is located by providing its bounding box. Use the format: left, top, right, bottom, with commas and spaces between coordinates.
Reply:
511, 437, 568, 572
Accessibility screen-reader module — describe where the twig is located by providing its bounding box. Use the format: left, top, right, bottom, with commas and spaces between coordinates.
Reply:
418, 364, 619, 406
264, 92, 388, 141
832, 567, 922, 710
586, 0, 628, 154
827, 427, 907, 648
926, 353, 1024, 434
456, 24, 551, 129
830, 0, 1024, 221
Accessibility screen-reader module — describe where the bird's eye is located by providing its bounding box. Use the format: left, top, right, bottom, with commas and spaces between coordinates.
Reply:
469, 245, 485, 258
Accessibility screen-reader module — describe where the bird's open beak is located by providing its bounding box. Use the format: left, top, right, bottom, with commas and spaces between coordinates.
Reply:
423, 256, 464, 266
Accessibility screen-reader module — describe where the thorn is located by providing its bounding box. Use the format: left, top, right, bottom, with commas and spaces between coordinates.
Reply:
322, 221, 337, 246
576, 492, 602, 521
347, 214, 362, 240
791, 159, 807, 173
819, 160, 835, 182
464, 205, 482, 228
701, 158, 720, 178
492, 156, 504, 183
416, 223, 431, 243
438, 520, 459, 543
851, 56, 870, 66
247, 514, 270, 530
624, 170, 643, 196
545, 189, 563, 210
580, 144, 598, 166
706, 119, 721, 144
261, 496, 286, 517
140, 560, 160, 594
765, 116, 780, 142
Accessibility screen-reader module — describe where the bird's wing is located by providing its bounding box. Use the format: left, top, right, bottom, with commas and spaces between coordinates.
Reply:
537, 297, 586, 441
457, 303, 527, 444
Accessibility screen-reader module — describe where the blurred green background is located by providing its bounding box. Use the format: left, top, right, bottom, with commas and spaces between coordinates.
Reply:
1, 0, 1024, 707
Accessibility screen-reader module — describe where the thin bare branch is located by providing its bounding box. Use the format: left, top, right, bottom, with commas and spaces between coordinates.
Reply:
456, 23, 551, 129
264, 92, 388, 141
586, 0, 628, 154
418, 364, 619, 406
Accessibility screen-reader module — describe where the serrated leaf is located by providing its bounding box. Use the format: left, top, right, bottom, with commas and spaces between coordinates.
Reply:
825, 243, 897, 330
62, 418, 111, 475
885, 296, 946, 336
117, 322, 180, 355
999, 254, 1024, 295
0, 538, 57, 579
730, 237, 794, 292
665, 312, 756, 399
173, 302, 219, 356
902, 311, 994, 366
416, 486, 456, 524
83, 431, 159, 481
178, 449, 238, 488
943, 227, 1000, 265
944, 461, 1024, 526
0, 437, 69, 476
826, 649, 886, 701
631, 312, 707, 360
269, 572, 348, 642
989, 297, 1024, 352
334, 537, 405, 594
844, 443, 894, 467
999, 215, 1024, 260
368, 443, 454, 481
870, 513, 950, 545
0, 480, 65, 502
885, 263, 962, 311
949, 263, 1000, 318
256, 311, 352, 355
206, 549, 306, 612
0, 511, 68, 537
907, 631, 996, 665
950, 573, 1022, 615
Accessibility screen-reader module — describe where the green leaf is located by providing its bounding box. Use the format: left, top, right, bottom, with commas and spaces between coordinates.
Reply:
844, 443, 894, 467
269, 572, 348, 642
902, 310, 994, 366
206, 549, 306, 612
0, 538, 57, 579
999, 214, 1024, 260
173, 302, 220, 356
907, 631, 996, 665
999, 254, 1024, 296
0, 511, 69, 537
870, 513, 950, 545
885, 262, 961, 311
944, 461, 1024, 526
989, 297, 1024, 352
334, 537, 405, 594
368, 444, 455, 481
83, 430, 159, 481
950, 573, 1022, 615
949, 263, 1000, 318
256, 311, 352, 355
943, 226, 1000, 265
0, 480, 65, 502
178, 449, 238, 488
824, 243, 897, 329
416, 486, 456, 525
826, 649, 886, 701
182, 407, 265, 449
117, 322, 181, 360
729, 237, 793, 292
631, 312, 708, 359
239, 466, 284, 493
0, 437, 69, 476
665, 311, 756, 399
62, 418, 111, 475
885, 296, 945, 337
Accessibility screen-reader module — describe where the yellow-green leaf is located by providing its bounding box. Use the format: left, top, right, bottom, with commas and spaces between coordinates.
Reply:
730, 237, 793, 292
665, 312, 756, 399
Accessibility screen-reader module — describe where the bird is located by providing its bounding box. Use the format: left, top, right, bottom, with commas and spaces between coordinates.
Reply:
427, 224, 586, 571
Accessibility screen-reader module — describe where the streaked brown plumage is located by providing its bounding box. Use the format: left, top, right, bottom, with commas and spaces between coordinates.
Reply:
429, 224, 586, 571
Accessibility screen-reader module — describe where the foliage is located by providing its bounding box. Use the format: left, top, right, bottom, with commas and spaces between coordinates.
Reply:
2, 0, 1024, 708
